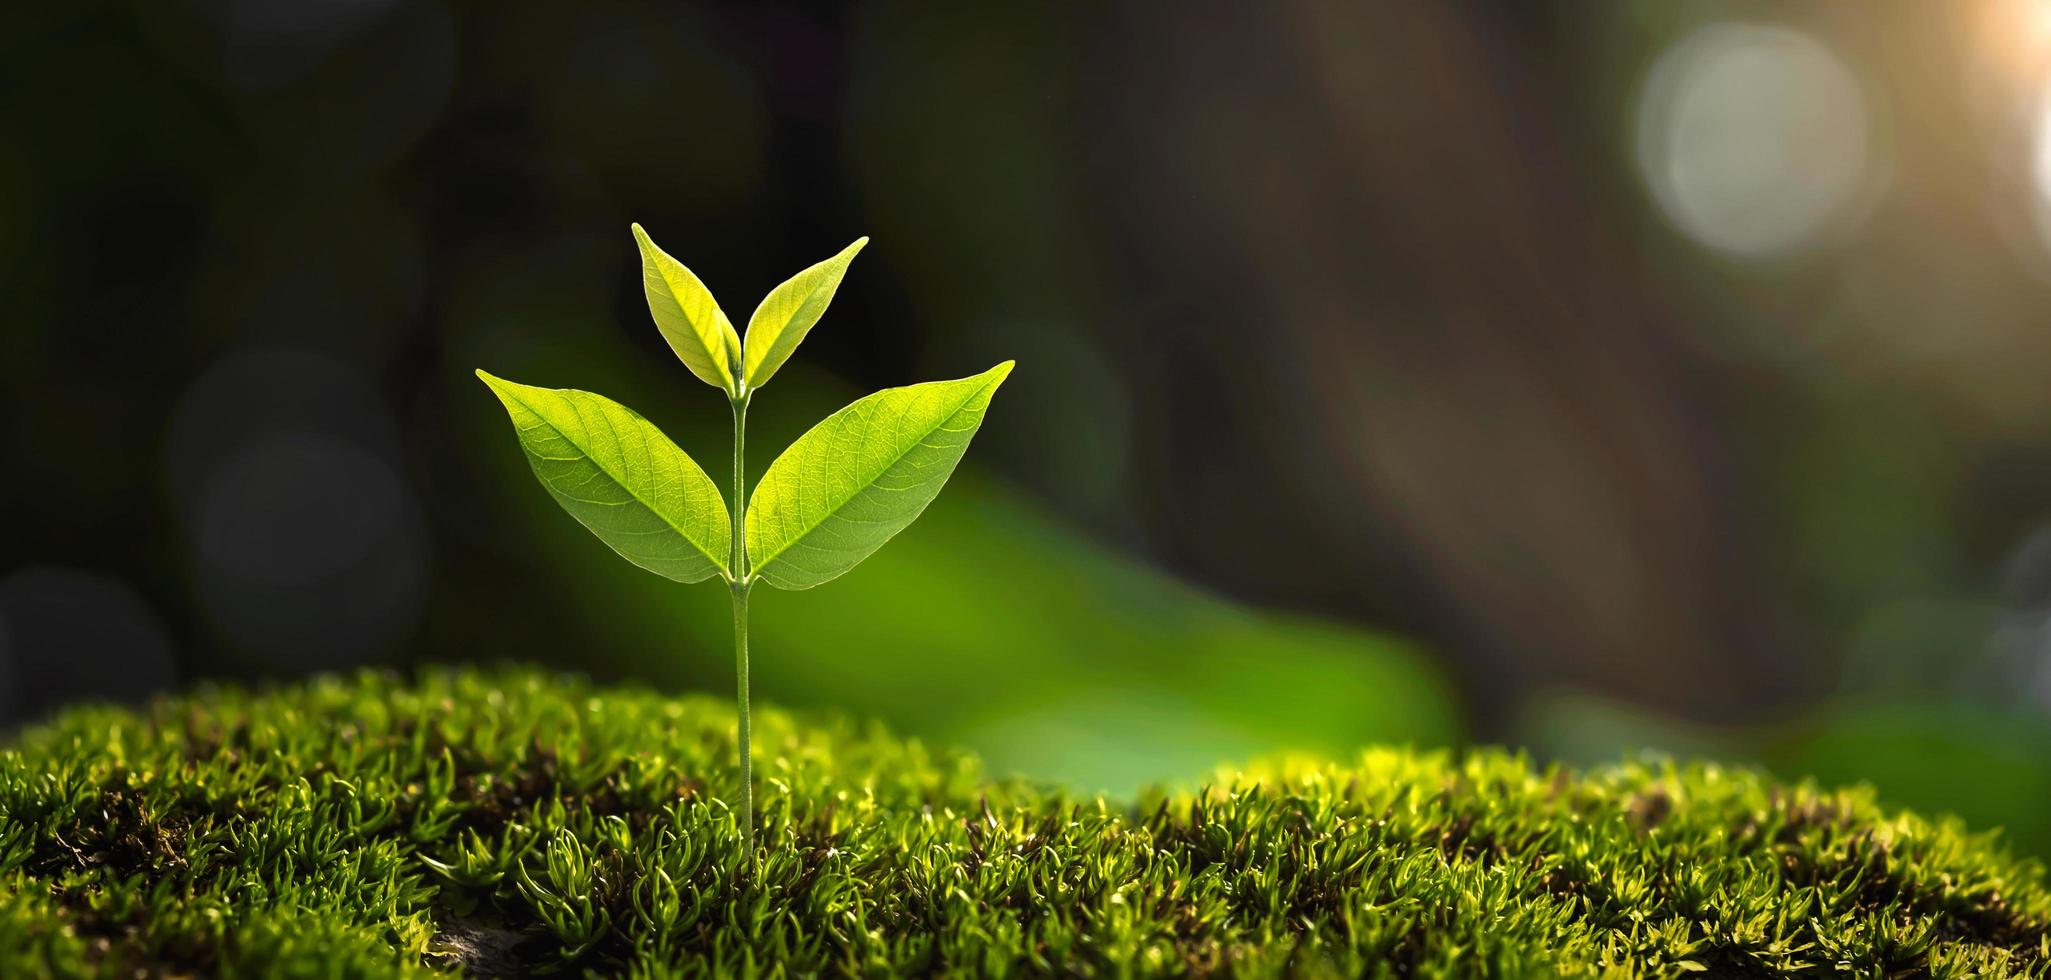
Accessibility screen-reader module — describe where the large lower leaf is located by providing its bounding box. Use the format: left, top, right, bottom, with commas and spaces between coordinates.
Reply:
478, 371, 730, 582
746, 362, 1013, 589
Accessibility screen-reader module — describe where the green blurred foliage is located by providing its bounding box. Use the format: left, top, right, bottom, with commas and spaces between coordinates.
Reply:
1522, 689, 2051, 856
452, 281, 1456, 792
465, 377, 1459, 790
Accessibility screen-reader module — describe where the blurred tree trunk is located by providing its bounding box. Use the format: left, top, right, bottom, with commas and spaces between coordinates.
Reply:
1101, 0, 1805, 725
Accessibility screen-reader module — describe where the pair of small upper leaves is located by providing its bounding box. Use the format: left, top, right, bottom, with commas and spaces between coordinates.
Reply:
633, 223, 857, 398
477, 227, 1012, 591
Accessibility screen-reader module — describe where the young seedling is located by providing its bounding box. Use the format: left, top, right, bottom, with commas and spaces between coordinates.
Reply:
477, 226, 1012, 848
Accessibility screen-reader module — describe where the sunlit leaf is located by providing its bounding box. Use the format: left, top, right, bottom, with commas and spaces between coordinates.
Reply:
478, 370, 730, 582
742, 237, 867, 389
746, 362, 1013, 589
632, 223, 743, 394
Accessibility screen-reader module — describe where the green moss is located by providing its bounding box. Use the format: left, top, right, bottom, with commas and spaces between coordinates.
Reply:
0, 668, 2045, 978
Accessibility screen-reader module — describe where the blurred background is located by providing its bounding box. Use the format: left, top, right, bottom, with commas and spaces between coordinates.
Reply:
6, 0, 2051, 850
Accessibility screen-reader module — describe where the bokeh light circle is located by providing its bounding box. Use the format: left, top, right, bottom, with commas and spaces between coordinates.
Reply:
0, 568, 178, 720
1635, 23, 1875, 259
166, 349, 429, 671
2000, 522, 2051, 711
197, 435, 411, 589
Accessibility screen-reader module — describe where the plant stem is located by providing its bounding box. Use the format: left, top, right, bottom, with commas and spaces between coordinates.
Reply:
730, 580, 751, 849
729, 392, 753, 849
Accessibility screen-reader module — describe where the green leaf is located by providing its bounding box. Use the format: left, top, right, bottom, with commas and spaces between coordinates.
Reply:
742, 237, 867, 389
632, 223, 743, 394
477, 370, 730, 582
746, 362, 1013, 590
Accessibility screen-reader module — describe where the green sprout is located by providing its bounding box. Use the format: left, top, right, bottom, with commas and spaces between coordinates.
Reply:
477, 225, 1012, 847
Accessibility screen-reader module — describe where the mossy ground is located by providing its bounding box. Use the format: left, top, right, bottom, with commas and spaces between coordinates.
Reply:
0, 668, 2045, 978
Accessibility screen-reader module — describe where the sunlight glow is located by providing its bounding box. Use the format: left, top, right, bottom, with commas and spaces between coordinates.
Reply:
2032, 77, 2051, 250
